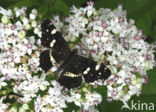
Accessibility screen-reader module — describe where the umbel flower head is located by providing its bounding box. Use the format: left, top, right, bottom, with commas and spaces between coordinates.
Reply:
0, 6, 50, 112
0, 6, 42, 80
0, 6, 102, 112
52, 2, 156, 109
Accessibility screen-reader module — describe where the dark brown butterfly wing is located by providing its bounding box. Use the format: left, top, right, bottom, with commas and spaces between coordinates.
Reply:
40, 19, 111, 89
58, 71, 82, 89
40, 19, 70, 72
58, 53, 111, 89
39, 50, 53, 72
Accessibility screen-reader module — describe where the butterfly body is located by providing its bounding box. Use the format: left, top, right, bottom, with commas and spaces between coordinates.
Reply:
39, 19, 111, 89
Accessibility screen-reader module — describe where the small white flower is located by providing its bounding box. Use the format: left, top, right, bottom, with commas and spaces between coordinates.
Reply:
19, 107, 25, 112
22, 17, 29, 25
75, 100, 81, 107
15, 10, 20, 17
22, 103, 29, 110
0, 98, 8, 111
10, 107, 17, 112
18, 30, 26, 38
0, 77, 7, 89
86, 6, 94, 17
31, 20, 37, 27
83, 18, 88, 24
34, 28, 40, 34
29, 13, 36, 20
7, 9, 13, 16
25, 24, 31, 30
31, 9, 37, 14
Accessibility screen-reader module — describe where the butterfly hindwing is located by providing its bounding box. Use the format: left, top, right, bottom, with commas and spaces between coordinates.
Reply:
39, 50, 53, 72
83, 63, 111, 82
60, 53, 111, 84
82, 60, 99, 82
82, 57, 111, 82
58, 71, 82, 89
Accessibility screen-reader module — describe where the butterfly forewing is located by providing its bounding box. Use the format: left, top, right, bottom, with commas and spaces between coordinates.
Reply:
41, 19, 56, 48
40, 19, 71, 72
51, 38, 70, 63
41, 19, 70, 52
60, 54, 111, 83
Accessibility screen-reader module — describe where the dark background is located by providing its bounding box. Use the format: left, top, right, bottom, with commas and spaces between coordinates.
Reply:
0, 0, 156, 112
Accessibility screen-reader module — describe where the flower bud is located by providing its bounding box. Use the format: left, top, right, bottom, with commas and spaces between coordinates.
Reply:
22, 103, 29, 110
1, 16, 9, 24
18, 30, 26, 38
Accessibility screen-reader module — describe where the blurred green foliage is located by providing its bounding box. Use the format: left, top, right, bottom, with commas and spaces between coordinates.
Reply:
0, 0, 156, 112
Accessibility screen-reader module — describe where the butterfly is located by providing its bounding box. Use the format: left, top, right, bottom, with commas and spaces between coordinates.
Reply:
39, 19, 111, 89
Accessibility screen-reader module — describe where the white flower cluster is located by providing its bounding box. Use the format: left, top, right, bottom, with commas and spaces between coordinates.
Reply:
0, 7, 42, 80
13, 74, 49, 103
0, 7, 48, 112
34, 80, 102, 112
0, 6, 103, 112
34, 81, 67, 112
66, 89, 102, 111
53, 2, 156, 108
0, 3, 155, 112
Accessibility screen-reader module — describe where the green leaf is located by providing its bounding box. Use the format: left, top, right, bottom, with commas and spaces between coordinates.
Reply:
63, 0, 88, 7
55, 0, 70, 16
142, 69, 156, 95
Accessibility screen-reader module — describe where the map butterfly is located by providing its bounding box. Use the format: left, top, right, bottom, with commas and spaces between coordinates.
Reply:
39, 19, 111, 89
